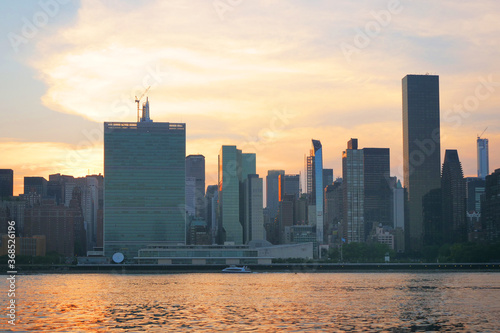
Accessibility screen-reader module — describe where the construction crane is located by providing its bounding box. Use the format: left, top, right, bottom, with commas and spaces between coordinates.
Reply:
478, 127, 488, 139
135, 86, 151, 122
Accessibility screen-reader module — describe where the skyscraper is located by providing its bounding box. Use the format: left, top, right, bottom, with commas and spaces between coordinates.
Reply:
311, 140, 324, 243
266, 170, 285, 221
243, 174, 265, 242
477, 137, 489, 179
0, 169, 13, 198
402, 74, 441, 252
363, 148, 391, 231
186, 155, 205, 218
283, 174, 300, 199
482, 168, 500, 242
218, 146, 256, 244
104, 101, 186, 259
441, 149, 466, 244
322, 169, 334, 190
342, 139, 364, 243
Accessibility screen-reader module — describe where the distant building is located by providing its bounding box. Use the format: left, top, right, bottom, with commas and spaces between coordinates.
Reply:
391, 178, 405, 231
218, 145, 256, 244
283, 174, 300, 199
104, 100, 186, 259
266, 170, 285, 222
0, 234, 46, 257
477, 137, 489, 179
441, 150, 467, 243
309, 140, 324, 243
205, 185, 218, 244
466, 177, 485, 213
243, 174, 265, 243
0, 169, 13, 198
24, 177, 47, 197
482, 168, 500, 242
186, 155, 205, 218
24, 196, 84, 257
363, 148, 392, 231
342, 139, 364, 243
322, 169, 334, 190
324, 180, 343, 244
371, 224, 395, 250
402, 74, 441, 252
185, 177, 196, 217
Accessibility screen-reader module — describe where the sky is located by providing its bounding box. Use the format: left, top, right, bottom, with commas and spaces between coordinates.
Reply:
1, 0, 499, 196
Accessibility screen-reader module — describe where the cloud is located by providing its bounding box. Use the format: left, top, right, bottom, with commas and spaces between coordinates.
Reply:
15, 0, 500, 185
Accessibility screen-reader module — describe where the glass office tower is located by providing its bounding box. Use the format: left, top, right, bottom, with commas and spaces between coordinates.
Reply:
312, 140, 324, 243
477, 137, 489, 179
218, 146, 256, 244
402, 74, 441, 252
104, 113, 186, 259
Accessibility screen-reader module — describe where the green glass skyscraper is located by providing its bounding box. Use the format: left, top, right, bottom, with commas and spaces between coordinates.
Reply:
218, 145, 256, 244
104, 100, 186, 260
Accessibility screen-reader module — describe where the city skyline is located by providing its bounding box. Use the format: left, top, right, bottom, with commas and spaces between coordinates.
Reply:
1, 1, 500, 196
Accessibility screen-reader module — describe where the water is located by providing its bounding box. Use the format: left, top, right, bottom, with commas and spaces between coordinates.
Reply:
2, 272, 499, 332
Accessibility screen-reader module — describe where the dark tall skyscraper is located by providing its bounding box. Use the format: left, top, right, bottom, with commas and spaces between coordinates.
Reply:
186, 155, 206, 218
363, 148, 391, 232
482, 168, 500, 242
342, 139, 364, 243
441, 150, 466, 243
402, 74, 441, 252
0, 169, 13, 198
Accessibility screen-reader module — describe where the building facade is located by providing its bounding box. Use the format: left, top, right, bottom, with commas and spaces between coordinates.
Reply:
402, 74, 441, 252
441, 149, 466, 244
266, 170, 285, 222
0, 169, 13, 198
477, 137, 489, 179
104, 107, 186, 260
186, 155, 206, 218
342, 139, 364, 243
217, 146, 256, 245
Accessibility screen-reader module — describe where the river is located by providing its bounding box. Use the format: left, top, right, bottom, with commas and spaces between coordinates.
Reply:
2, 272, 499, 332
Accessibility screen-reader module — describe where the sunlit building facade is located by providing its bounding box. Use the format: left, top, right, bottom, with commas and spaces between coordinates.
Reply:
104, 109, 186, 260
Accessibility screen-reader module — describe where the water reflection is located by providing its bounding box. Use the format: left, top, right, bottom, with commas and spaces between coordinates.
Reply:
3, 272, 499, 332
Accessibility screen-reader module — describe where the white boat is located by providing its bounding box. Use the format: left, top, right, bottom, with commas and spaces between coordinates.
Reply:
222, 265, 252, 273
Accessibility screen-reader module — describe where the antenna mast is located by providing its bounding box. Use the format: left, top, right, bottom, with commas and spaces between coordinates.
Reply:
134, 86, 151, 122
478, 127, 488, 139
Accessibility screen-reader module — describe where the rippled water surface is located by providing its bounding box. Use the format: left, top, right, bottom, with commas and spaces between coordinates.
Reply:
2, 272, 499, 332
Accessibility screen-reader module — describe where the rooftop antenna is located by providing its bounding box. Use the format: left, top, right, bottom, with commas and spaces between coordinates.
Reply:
478, 127, 488, 139
135, 86, 151, 122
